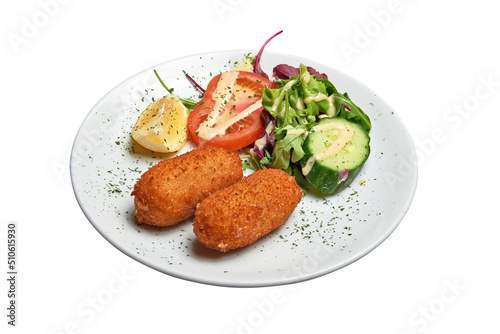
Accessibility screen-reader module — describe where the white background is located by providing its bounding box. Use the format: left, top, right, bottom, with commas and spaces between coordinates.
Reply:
2, 0, 499, 333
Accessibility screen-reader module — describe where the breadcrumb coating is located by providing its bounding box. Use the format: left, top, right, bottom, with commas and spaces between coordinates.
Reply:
193, 168, 302, 252
131, 146, 243, 227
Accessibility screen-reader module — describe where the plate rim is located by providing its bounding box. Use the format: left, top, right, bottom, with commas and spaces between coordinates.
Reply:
70, 49, 418, 288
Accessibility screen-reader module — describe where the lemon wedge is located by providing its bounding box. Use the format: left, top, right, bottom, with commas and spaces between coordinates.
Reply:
132, 95, 188, 153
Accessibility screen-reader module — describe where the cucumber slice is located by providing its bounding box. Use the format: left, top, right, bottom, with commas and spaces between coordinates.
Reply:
300, 117, 370, 194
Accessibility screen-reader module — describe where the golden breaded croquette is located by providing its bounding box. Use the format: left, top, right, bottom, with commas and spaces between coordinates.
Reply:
193, 168, 302, 252
131, 146, 243, 227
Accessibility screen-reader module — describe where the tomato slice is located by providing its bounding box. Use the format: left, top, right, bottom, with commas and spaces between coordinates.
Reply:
187, 71, 271, 151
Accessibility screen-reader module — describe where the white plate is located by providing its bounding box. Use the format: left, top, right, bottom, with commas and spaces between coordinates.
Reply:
71, 51, 417, 287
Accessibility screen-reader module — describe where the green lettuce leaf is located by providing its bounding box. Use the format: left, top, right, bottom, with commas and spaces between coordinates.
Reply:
271, 128, 307, 170
334, 92, 372, 133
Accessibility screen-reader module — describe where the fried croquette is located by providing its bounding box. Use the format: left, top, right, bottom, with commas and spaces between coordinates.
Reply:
131, 146, 243, 227
193, 168, 302, 252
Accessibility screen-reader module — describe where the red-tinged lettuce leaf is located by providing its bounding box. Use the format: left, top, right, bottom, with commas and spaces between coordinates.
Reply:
248, 111, 275, 169
272, 64, 329, 80
184, 71, 205, 94
273, 64, 299, 80
337, 169, 349, 184
253, 30, 283, 78
307, 66, 328, 80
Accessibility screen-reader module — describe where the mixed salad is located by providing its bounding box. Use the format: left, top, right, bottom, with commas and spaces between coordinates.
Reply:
138, 30, 371, 195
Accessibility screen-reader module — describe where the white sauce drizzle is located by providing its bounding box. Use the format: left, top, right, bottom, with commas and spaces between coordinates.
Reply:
271, 79, 298, 112
304, 92, 336, 117
296, 97, 305, 111
302, 122, 354, 176
300, 70, 310, 84
254, 121, 275, 149
197, 71, 245, 141
197, 101, 262, 140
283, 125, 306, 136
